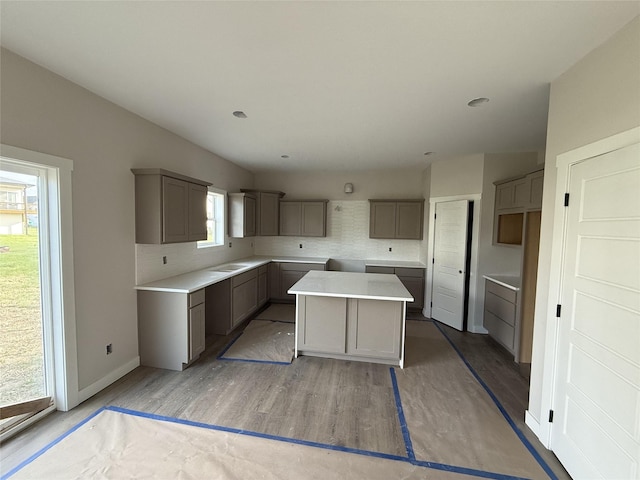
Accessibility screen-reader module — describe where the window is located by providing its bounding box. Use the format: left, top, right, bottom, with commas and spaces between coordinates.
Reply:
198, 188, 225, 248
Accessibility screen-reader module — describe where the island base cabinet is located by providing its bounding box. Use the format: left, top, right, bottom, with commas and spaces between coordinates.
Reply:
347, 299, 401, 359
138, 289, 205, 371
297, 296, 347, 353
296, 295, 404, 366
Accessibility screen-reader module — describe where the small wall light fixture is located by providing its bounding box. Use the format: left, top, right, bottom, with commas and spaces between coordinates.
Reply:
344, 183, 354, 194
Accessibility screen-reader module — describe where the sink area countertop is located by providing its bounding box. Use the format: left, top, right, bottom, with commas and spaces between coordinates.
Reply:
135, 256, 330, 293
483, 274, 520, 291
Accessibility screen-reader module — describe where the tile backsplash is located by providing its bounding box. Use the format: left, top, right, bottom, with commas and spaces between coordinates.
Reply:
255, 200, 422, 263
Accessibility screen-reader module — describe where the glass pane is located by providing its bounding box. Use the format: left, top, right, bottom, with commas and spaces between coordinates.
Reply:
0, 170, 46, 407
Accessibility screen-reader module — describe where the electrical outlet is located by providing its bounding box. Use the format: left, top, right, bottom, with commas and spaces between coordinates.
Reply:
388, 247, 392, 252
228, 242, 232, 248
162, 256, 167, 265
106, 344, 113, 355
299, 244, 303, 248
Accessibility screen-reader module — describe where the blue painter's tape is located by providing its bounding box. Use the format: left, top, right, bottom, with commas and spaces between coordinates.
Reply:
104, 406, 409, 463
432, 321, 558, 480
0, 407, 107, 480
218, 357, 291, 366
388, 367, 416, 461
215, 331, 243, 359
411, 459, 530, 480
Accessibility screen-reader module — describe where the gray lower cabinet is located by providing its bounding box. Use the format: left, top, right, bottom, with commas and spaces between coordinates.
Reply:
369, 199, 424, 240
206, 267, 261, 335
257, 265, 268, 307
269, 262, 328, 301
138, 288, 206, 371
279, 200, 328, 237
296, 295, 403, 364
365, 266, 425, 309
132, 168, 211, 244
483, 280, 519, 356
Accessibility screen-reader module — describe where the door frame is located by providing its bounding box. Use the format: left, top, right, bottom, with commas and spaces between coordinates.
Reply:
425, 194, 483, 333
528, 126, 640, 448
0, 144, 78, 437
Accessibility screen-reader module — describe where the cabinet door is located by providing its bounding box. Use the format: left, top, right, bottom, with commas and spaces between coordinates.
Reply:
189, 302, 206, 361
280, 270, 307, 299
259, 192, 280, 236
369, 201, 397, 239
188, 183, 208, 241
258, 272, 268, 306
162, 176, 190, 243
245, 195, 257, 237
232, 277, 258, 327
279, 202, 302, 236
512, 178, 529, 209
398, 276, 424, 309
527, 170, 544, 209
395, 202, 423, 239
301, 202, 326, 237
347, 299, 401, 359
495, 183, 515, 210
298, 295, 347, 353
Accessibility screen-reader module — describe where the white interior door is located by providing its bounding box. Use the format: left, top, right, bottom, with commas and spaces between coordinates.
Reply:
431, 200, 469, 331
551, 142, 640, 479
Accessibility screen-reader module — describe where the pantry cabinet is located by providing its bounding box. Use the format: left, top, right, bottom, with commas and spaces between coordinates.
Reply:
132, 168, 211, 244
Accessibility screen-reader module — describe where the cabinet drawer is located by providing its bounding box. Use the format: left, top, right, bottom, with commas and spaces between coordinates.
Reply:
279, 262, 325, 272
189, 288, 205, 307
485, 291, 516, 327
395, 267, 424, 278
232, 268, 258, 287
485, 280, 517, 304
484, 310, 515, 351
366, 266, 394, 274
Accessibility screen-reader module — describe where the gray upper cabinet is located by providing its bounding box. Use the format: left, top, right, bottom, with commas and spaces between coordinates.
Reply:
279, 200, 328, 237
242, 189, 285, 236
369, 199, 424, 240
527, 170, 544, 210
228, 192, 257, 238
132, 168, 211, 244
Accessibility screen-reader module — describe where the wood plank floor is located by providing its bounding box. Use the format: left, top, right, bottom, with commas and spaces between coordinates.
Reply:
1, 307, 571, 479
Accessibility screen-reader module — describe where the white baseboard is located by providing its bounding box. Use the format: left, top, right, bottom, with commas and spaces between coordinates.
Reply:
468, 325, 488, 334
525, 410, 548, 447
77, 356, 140, 405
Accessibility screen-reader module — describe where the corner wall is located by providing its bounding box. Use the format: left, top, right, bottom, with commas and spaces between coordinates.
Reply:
0, 48, 255, 402
528, 16, 640, 432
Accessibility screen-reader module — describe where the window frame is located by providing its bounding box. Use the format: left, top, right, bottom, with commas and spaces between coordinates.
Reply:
197, 187, 226, 249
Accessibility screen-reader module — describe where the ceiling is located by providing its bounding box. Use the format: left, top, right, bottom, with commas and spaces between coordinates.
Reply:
1, 2, 638, 173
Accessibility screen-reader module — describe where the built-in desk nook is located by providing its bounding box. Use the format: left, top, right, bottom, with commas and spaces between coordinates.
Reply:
289, 270, 413, 368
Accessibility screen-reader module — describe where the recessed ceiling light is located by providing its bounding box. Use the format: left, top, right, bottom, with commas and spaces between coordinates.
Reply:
467, 97, 490, 107
232, 111, 247, 118
281, 154, 290, 159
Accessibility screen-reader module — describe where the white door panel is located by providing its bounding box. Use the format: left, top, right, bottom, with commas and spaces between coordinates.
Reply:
552, 142, 640, 480
431, 200, 469, 330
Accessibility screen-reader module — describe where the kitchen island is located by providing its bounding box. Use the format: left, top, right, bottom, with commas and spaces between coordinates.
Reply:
289, 270, 413, 368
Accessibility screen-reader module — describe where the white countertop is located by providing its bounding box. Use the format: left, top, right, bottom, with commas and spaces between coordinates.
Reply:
365, 259, 427, 269
483, 274, 521, 291
136, 256, 329, 293
288, 270, 413, 302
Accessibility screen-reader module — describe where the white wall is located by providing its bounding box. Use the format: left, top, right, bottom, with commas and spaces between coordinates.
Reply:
528, 17, 640, 430
430, 154, 484, 198
0, 49, 254, 400
254, 169, 426, 270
